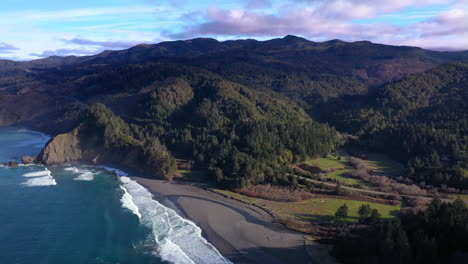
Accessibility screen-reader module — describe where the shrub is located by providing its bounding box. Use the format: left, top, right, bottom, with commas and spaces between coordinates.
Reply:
235, 184, 316, 202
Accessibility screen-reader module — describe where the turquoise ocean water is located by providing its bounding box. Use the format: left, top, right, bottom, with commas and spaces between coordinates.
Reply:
0, 127, 230, 264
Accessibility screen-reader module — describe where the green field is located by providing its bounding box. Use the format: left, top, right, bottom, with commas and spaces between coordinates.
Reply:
302, 151, 405, 187
327, 169, 364, 186
210, 190, 400, 223
304, 153, 365, 186
304, 153, 349, 169
365, 152, 404, 176
292, 198, 401, 222
454, 194, 468, 202
462, 168, 468, 178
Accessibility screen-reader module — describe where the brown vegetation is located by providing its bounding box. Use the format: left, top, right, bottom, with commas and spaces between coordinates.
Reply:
349, 157, 428, 197
297, 164, 322, 174
235, 184, 316, 202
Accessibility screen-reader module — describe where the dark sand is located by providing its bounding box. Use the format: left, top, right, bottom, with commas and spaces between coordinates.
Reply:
135, 177, 313, 264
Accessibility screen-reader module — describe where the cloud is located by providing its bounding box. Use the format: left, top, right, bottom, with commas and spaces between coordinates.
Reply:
396, 5, 468, 51
168, 1, 467, 51
169, 6, 400, 41
3, 1, 467, 60
11, 6, 163, 22
29, 48, 97, 58
294, 0, 455, 19
63, 38, 145, 49
0, 3, 174, 60
29, 37, 152, 58
418, 8, 468, 37
244, 0, 272, 9
0, 43, 20, 54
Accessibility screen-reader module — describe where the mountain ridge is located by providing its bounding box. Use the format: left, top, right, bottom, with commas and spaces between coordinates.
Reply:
0, 35, 467, 188
2, 35, 467, 68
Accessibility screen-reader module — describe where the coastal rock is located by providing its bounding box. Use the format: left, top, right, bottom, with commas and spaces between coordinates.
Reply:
2, 161, 20, 168
36, 121, 167, 179
36, 127, 82, 165
21, 156, 36, 164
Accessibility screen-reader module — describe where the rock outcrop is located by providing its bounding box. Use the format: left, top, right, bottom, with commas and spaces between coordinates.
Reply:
22, 156, 36, 165
35, 122, 167, 179
36, 127, 82, 165
2, 161, 19, 168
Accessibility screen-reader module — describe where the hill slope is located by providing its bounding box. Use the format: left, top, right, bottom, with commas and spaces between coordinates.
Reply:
23, 63, 340, 187
0, 36, 467, 189
331, 62, 468, 188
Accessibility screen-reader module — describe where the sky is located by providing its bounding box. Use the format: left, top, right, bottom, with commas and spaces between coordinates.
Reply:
0, 0, 467, 60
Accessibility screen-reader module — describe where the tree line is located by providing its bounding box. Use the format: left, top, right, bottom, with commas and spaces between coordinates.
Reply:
332, 197, 468, 264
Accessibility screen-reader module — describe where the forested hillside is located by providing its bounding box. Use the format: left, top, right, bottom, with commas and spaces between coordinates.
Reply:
333, 197, 468, 264
27, 62, 339, 187
109, 66, 340, 187
0, 35, 467, 190
329, 63, 468, 188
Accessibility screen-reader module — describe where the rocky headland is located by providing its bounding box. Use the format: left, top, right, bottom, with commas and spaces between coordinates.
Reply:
29, 104, 175, 180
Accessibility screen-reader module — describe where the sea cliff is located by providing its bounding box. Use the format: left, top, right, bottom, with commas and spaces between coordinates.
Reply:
34, 104, 175, 180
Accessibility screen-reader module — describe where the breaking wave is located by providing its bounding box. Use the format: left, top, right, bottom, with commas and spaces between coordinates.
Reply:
65, 167, 95, 181
64, 167, 79, 173
23, 169, 51, 177
22, 168, 57, 186
74, 172, 95, 181
120, 186, 142, 219
97, 166, 231, 264
96, 166, 128, 177
22, 176, 56, 187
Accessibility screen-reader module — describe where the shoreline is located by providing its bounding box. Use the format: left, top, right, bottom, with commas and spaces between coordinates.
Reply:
134, 177, 311, 264
7, 126, 313, 263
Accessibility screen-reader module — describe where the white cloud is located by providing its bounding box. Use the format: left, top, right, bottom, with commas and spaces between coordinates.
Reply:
0, 6, 166, 23
171, 1, 467, 51
395, 5, 468, 50
0, 42, 19, 54
29, 48, 97, 58
62, 38, 146, 49
2, 1, 467, 60
0, 5, 170, 59
296, 0, 456, 19
171, 6, 401, 41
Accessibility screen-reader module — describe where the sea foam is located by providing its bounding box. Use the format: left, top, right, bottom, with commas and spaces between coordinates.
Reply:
96, 166, 128, 177
22, 175, 56, 186
64, 167, 79, 173
118, 176, 231, 264
74, 171, 95, 181
23, 169, 51, 177
22, 168, 57, 186
65, 167, 95, 181
159, 239, 195, 264
120, 186, 142, 219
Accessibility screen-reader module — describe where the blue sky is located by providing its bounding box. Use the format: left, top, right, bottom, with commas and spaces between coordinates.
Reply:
0, 0, 466, 60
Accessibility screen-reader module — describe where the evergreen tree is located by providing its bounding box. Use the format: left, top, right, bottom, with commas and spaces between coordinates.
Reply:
335, 181, 343, 195
335, 204, 349, 220
358, 204, 372, 223
368, 209, 381, 225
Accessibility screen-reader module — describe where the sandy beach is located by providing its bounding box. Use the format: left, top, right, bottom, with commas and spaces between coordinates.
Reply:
135, 177, 312, 264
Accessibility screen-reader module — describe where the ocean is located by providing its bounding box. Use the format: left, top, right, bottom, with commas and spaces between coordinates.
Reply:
0, 127, 230, 264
